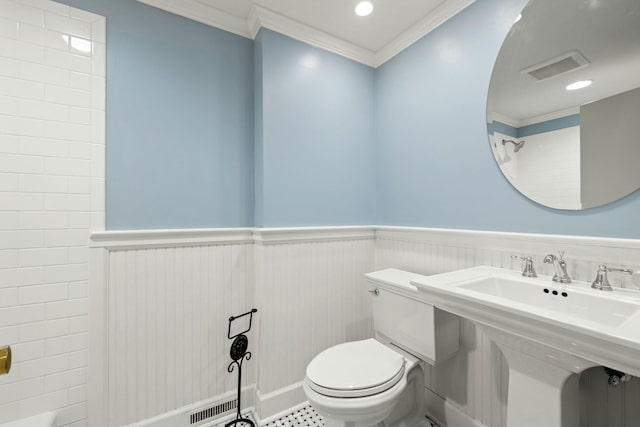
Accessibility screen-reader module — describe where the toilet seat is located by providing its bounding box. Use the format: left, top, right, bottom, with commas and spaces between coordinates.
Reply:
306, 339, 406, 398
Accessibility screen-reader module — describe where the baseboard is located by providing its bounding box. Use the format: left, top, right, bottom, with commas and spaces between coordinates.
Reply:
424, 388, 485, 427
255, 382, 306, 422
129, 386, 256, 427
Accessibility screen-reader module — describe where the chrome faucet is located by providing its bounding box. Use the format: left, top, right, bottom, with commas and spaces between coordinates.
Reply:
543, 251, 571, 284
591, 265, 633, 291
511, 255, 537, 277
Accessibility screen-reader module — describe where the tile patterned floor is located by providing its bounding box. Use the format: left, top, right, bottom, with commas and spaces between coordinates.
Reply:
214, 405, 440, 427
260, 405, 440, 427
214, 412, 257, 427
263, 406, 324, 427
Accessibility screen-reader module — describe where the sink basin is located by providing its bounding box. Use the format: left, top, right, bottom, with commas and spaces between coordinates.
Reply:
457, 275, 640, 328
411, 266, 640, 427
412, 266, 640, 365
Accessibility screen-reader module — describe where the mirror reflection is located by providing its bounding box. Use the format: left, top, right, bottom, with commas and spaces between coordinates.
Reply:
486, 0, 640, 210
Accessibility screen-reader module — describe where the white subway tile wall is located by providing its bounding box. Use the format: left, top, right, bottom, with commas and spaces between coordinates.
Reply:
0, 0, 105, 425
490, 128, 582, 210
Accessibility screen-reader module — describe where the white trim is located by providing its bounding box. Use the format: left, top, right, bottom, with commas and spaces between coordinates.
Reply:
128, 388, 256, 427
255, 382, 306, 422
250, 5, 376, 67
135, 0, 475, 68
490, 106, 581, 129
137, 0, 251, 38
247, 5, 261, 39
374, 0, 476, 67
519, 106, 581, 128
90, 225, 640, 252
90, 226, 375, 249
425, 387, 485, 427
90, 228, 255, 249
375, 226, 640, 251
88, 248, 108, 427
255, 226, 375, 245
254, 400, 309, 426
487, 111, 520, 128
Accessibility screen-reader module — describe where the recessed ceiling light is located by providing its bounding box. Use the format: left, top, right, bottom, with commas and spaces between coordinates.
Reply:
355, 1, 374, 17
514, 13, 522, 23
566, 80, 592, 91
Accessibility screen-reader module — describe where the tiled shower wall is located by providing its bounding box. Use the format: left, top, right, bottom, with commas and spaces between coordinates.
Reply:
0, 0, 105, 425
375, 228, 640, 427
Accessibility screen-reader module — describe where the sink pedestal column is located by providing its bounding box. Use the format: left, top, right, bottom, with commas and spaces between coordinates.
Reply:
484, 327, 596, 427
500, 346, 579, 427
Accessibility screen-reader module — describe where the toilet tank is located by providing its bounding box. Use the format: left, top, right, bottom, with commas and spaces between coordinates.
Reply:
366, 268, 459, 364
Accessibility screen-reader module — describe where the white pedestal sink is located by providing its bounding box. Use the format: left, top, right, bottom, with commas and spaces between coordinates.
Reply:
411, 266, 640, 427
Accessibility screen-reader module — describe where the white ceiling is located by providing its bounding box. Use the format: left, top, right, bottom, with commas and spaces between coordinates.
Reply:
488, 0, 640, 125
136, 0, 476, 67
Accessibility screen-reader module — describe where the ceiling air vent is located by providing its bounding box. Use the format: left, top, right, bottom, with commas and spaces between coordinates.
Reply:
521, 50, 590, 81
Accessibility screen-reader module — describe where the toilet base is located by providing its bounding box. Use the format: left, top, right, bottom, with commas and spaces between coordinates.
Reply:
386, 415, 432, 427
322, 413, 431, 427
324, 419, 431, 427
310, 363, 428, 427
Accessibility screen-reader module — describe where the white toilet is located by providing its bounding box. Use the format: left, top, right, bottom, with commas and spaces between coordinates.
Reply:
303, 269, 459, 427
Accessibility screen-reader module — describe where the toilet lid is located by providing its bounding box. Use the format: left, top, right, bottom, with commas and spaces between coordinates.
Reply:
306, 339, 405, 397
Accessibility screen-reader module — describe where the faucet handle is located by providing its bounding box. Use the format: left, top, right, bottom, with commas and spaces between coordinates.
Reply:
511, 255, 537, 278
543, 252, 572, 284
591, 264, 633, 291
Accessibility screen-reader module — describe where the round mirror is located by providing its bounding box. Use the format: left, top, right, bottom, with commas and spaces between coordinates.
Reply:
487, 0, 640, 210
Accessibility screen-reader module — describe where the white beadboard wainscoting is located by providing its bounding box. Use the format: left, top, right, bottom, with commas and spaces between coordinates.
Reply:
88, 227, 375, 426
375, 226, 640, 427
89, 231, 256, 427
88, 226, 640, 427
0, 1, 106, 425
254, 233, 375, 418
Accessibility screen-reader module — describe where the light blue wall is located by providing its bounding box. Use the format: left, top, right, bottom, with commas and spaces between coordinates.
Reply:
487, 121, 517, 138
255, 30, 376, 227
489, 114, 580, 138
57, 0, 254, 230
375, 0, 640, 238
51, 0, 640, 236
254, 32, 264, 227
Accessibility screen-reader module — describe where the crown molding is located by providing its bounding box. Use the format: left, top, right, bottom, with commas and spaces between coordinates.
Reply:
247, 4, 262, 39
250, 5, 376, 67
137, 0, 251, 38
519, 106, 580, 127
374, 0, 476, 67
487, 111, 520, 128
136, 0, 476, 68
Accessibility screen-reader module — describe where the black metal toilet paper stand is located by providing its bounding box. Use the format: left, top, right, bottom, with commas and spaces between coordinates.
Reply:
226, 308, 257, 427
